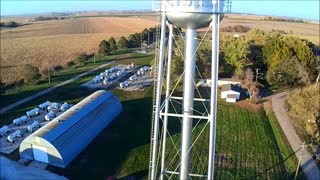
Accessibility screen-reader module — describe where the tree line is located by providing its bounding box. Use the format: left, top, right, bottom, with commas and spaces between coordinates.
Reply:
0, 21, 19, 28
33, 16, 66, 21
262, 16, 305, 23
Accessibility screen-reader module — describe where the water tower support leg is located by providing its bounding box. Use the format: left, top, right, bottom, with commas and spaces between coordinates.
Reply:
180, 28, 197, 180
160, 24, 174, 180
208, 14, 220, 180
150, 10, 167, 180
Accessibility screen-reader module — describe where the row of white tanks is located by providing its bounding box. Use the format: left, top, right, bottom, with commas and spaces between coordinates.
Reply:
93, 63, 135, 85
0, 101, 71, 143
119, 66, 152, 89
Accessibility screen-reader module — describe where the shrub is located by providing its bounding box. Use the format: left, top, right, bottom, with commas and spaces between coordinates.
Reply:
20, 64, 41, 85
75, 53, 89, 65
5, 21, 18, 28
66, 61, 75, 68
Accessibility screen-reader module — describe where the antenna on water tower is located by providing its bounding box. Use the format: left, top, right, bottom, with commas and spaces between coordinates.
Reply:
149, 1, 230, 179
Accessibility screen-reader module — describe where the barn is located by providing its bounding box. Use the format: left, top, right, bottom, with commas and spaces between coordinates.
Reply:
19, 90, 122, 168
221, 84, 241, 103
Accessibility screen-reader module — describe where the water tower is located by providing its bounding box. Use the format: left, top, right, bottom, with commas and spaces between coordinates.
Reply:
149, 0, 229, 179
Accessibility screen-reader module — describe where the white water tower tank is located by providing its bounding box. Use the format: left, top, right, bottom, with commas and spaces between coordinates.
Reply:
158, 0, 224, 29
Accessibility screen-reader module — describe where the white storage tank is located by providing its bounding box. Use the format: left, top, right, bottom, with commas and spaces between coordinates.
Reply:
27, 121, 40, 133
7, 130, 22, 143
39, 101, 51, 110
26, 108, 40, 118
45, 111, 56, 121
0, 125, 9, 137
60, 102, 70, 112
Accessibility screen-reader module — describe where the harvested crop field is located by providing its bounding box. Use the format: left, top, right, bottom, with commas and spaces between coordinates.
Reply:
222, 17, 319, 44
0, 17, 158, 84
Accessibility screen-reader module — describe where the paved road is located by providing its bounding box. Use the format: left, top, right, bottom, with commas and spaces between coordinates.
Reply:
0, 61, 114, 114
272, 92, 320, 180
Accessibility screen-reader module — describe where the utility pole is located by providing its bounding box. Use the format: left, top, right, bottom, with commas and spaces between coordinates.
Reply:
255, 68, 260, 83
48, 67, 51, 84
295, 141, 305, 180
148, 29, 150, 48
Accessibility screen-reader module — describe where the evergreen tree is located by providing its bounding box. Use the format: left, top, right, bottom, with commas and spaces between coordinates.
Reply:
117, 36, 129, 49
108, 37, 117, 51
98, 40, 111, 55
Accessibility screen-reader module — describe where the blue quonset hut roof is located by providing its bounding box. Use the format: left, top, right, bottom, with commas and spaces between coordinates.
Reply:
20, 90, 122, 168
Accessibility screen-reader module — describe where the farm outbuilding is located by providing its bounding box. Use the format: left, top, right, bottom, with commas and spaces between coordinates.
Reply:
221, 84, 241, 103
19, 90, 122, 168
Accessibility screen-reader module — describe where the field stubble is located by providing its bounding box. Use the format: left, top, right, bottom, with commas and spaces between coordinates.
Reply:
0, 17, 158, 84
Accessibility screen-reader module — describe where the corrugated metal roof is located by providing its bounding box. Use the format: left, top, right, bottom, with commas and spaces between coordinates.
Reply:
41, 91, 113, 144
20, 90, 122, 168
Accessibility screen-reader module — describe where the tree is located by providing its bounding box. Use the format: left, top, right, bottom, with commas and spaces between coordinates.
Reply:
128, 34, 140, 48
220, 35, 250, 76
98, 40, 110, 56
287, 84, 320, 143
108, 37, 117, 51
266, 56, 310, 86
117, 36, 129, 49
5, 21, 18, 28
20, 64, 41, 85
241, 68, 260, 101
247, 28, 267, 44
262, 34, 316, 87
142, 28, 149, 43
0, 80, 5, 94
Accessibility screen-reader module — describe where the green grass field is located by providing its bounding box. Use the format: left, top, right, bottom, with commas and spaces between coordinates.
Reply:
0, 50, 304, 180
115, 99, 304, 180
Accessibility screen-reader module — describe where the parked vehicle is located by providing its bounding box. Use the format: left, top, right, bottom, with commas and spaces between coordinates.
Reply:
45, 111, 56, 121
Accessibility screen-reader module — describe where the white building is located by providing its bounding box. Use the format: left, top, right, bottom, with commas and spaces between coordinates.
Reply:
197, 78, 241, 87
221, 84, 241, 103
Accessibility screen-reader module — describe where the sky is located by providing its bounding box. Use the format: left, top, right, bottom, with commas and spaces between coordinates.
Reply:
1, 0, 319, 21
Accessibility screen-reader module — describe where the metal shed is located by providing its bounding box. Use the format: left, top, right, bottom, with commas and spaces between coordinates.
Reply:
19, 90, 122, 168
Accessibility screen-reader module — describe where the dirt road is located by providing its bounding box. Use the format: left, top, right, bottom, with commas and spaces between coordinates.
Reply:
0, 61, 114, 114
272, 92, 320, 180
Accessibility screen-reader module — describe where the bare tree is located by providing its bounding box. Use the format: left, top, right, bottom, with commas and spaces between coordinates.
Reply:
241, 68, 260, 101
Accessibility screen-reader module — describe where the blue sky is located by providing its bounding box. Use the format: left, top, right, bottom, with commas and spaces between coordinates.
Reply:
1, 0, 319, 21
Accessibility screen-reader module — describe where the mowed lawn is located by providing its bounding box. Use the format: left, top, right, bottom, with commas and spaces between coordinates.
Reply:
115, 101, 300, 180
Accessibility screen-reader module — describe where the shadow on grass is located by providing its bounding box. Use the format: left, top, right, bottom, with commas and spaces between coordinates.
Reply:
254, 148, 305, 179
120, 169, 149, 180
